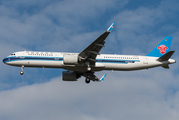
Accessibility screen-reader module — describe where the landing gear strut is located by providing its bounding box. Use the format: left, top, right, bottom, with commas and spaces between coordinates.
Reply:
20, 65, 24, 75
85, 77, 90, 84
85, 61, 91, 72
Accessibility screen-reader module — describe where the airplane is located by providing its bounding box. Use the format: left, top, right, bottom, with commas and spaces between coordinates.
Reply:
3, 23, 176, 83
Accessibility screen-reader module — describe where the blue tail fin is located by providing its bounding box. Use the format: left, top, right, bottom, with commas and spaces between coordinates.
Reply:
146, 36, 173, 57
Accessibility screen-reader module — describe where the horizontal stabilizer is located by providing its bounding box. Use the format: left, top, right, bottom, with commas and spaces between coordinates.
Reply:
158, 51, 175, 61
162, 65, 169, 69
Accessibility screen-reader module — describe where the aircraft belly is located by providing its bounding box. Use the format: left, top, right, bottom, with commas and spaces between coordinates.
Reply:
103, 63, 140, 71
62, 67, 103, 72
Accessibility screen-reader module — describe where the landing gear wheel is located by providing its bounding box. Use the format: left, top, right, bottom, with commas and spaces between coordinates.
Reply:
20, 71, 24, 75
85, 77, 90, 84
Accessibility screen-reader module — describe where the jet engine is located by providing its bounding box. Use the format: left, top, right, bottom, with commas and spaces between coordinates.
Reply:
63, 55, 78, 65
62, 71, 77, 81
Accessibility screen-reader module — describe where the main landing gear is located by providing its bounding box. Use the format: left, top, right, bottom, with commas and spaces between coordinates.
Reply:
20, 65, 24, 75
85, 77, 90, 84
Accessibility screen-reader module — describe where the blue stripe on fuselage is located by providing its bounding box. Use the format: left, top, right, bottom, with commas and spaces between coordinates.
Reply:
3, 56, 140, 64
96, 59, 139, 64
3, 56, 63, 63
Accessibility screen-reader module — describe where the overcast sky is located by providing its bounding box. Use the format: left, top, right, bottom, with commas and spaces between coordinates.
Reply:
0, 0, 179, 120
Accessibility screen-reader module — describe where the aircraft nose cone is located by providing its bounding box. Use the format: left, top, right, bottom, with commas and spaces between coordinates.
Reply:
3, 57, 8, 64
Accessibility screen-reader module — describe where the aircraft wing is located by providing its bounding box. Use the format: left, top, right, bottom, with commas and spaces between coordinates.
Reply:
83, 72, 107, 82
78, 23, 115, 65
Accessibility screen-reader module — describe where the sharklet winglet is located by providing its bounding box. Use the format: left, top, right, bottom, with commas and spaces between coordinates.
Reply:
107, 23, 115, 32
100, 74, 107, 82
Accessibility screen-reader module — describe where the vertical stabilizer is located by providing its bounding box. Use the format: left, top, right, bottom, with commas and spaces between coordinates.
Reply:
146, 36, 172, 57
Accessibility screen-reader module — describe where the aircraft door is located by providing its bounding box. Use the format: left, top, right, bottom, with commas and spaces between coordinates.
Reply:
143, 57, 148, 64
97, 55, 102, 62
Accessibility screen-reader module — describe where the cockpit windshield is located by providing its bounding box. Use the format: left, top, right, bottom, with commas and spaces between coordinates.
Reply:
10, 53, 16, 56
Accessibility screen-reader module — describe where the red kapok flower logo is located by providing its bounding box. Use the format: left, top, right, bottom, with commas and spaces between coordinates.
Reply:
157, 45, 168, 54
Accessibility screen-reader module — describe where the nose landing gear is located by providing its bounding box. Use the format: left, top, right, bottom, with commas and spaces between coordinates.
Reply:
20, 65, 24, 75
85, 77, 90, 84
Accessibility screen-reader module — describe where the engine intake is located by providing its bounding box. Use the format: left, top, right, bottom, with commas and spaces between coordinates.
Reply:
63, 55, 78, 65
62, 71, 77, 81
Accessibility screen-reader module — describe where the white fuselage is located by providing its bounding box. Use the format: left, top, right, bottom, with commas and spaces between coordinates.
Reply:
3, 51, 176, 72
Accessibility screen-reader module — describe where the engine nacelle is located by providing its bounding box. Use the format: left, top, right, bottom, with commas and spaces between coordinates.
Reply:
62, 71, 77, 81
63, 55, 78, 65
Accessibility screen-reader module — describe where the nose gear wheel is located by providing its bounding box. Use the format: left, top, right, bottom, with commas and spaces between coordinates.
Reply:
85, 77, 90, 84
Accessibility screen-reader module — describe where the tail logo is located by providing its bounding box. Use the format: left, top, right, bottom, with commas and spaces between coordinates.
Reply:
157, 45, 168, 54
